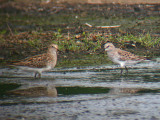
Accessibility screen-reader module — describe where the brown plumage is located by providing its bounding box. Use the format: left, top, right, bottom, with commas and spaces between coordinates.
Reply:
14, 53, 55, 68
13, 44, 58, 78
117, 49, 146, 61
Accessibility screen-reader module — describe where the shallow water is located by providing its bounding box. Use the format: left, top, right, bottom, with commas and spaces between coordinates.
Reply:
0, 61, 160, 120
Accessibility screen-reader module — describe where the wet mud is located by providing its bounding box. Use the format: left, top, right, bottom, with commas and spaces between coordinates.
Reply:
0, 61, 160, 120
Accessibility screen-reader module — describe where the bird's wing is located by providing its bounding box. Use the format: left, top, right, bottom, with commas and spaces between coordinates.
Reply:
13, 53, 50, 68
117, 49, 146, 61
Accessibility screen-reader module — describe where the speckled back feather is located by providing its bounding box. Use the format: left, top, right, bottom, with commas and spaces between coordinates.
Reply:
13, 53, 55, 68
117, 48, 146, 61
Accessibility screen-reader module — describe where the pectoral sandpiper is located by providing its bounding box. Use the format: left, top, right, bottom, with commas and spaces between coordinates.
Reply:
13, 44, 58, 78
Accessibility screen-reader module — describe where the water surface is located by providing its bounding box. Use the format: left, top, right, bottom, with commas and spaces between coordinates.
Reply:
0, 62, 160, 120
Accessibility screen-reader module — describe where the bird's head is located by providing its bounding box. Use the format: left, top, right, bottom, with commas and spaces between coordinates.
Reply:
104, 43, 115, 51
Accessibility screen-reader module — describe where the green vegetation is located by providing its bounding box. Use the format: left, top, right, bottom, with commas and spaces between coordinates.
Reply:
0, 2, 160, 67
56, 54, 111, 68
109, 33, 160, 48
0, 30, 159, 67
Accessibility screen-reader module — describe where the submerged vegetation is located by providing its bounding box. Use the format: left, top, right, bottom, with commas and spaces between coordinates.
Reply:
0, 1, 160, 67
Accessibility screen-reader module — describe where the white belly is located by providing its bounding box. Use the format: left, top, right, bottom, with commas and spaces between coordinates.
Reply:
17, 66, 52, 73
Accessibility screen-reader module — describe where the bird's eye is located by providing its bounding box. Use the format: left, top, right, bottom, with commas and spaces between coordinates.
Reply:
106, 45, 110, 48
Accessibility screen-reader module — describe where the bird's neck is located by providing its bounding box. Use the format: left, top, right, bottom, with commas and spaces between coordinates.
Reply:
47, 49, 57, 61
107, 49, 118, 57
107, 48, 116, 52
48, 48, 57, 55
47, 50, 57, 68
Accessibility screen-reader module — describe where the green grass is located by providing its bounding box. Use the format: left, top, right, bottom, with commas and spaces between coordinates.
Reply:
56, 54, 111, 68
1, 2, 160, 67
114, 33, 160, 48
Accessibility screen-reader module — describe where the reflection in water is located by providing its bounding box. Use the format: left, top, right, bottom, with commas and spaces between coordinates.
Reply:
1, 62, 160, 120
56, 87, 110, 95
109, 87, 142, 94
0, 83, 21, 97
7, 84, 57, 97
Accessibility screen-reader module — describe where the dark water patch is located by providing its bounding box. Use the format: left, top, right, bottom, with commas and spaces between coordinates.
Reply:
138, 89, 160, 94
1, 87, 160, 106
0, 83, 21, 97
56, 86, 110, 95
56, 86, 160, 96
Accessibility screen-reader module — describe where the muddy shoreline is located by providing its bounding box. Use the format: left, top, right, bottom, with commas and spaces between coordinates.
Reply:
0, 2, 160, 120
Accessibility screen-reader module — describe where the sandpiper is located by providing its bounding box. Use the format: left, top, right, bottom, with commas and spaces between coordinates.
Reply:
13, 44, 58, 78
104, 42, 146, 74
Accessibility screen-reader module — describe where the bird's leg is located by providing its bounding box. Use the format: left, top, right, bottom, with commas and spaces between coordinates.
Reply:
37, 72, 41, 78
34, 72, 38, 78
34, 72, 41, 78
120, 68, 123, 75
125, 66, 128, 75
